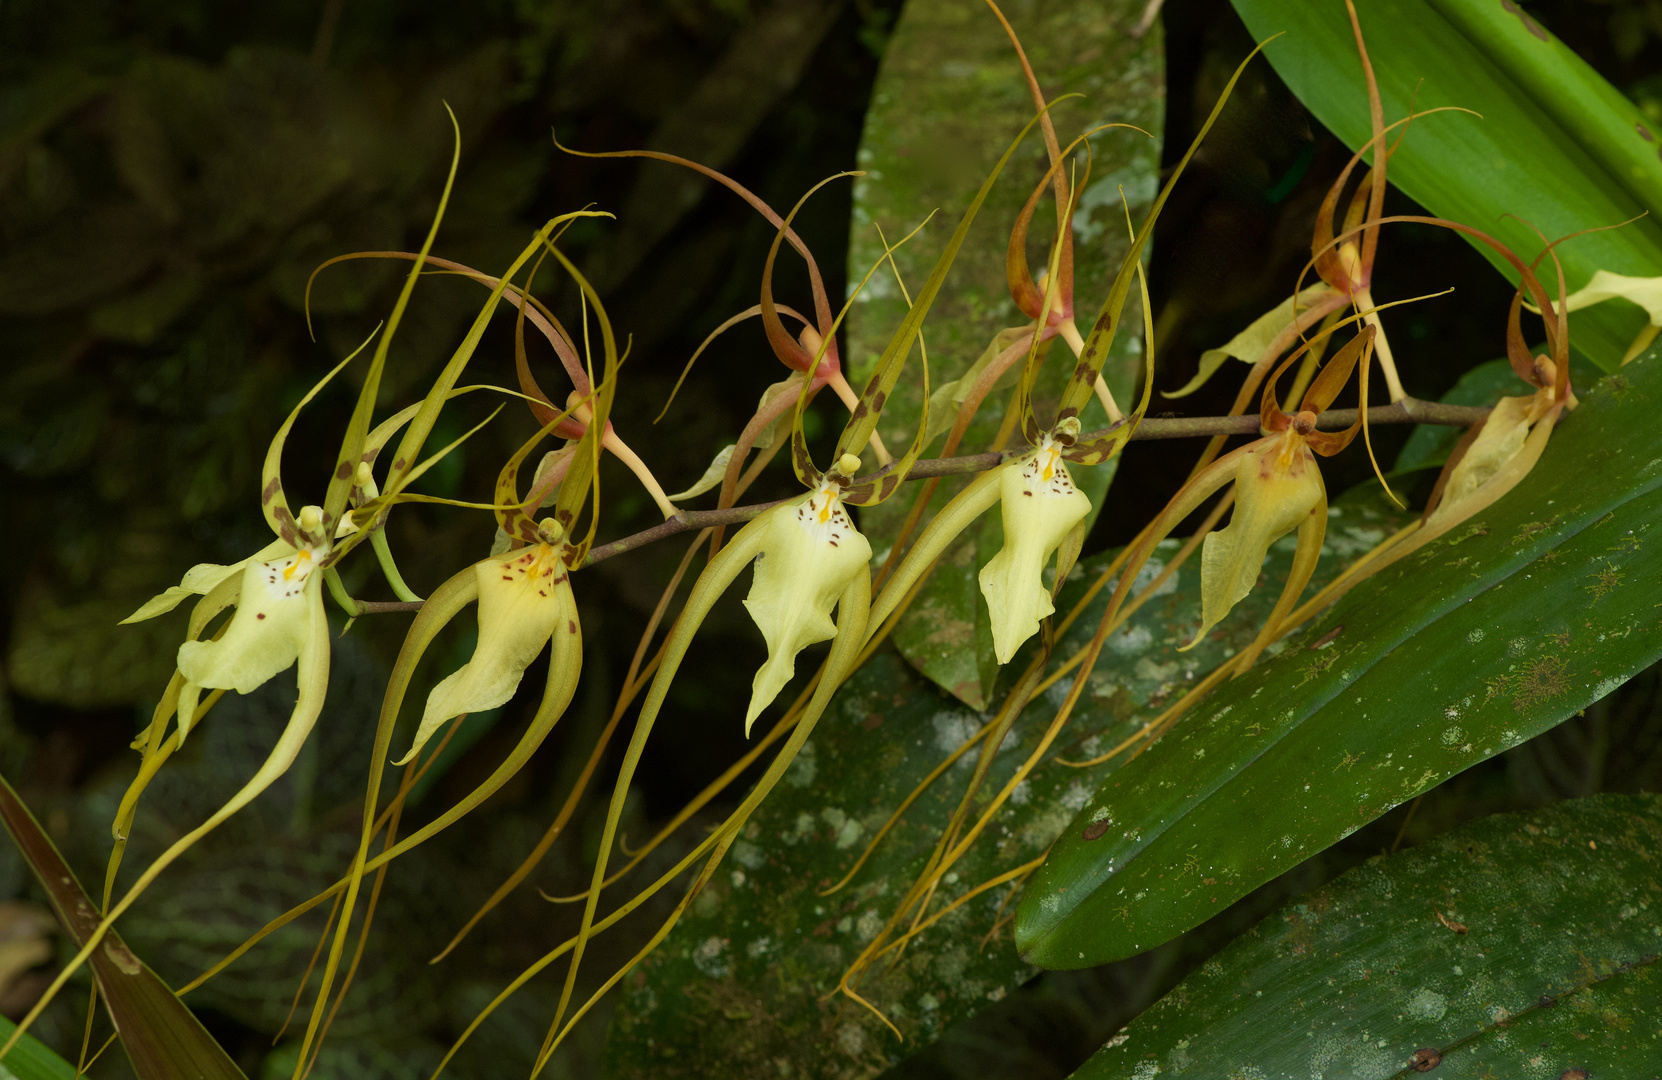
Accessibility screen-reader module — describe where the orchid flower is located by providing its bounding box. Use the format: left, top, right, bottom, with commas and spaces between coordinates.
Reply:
1091, 321, 1379, 673
868, 40, 1274, 666
287, 232, 621, 1076
1555, 268, 1662, 366
977, 419, 1091, 663
532, 123, 1070, 1061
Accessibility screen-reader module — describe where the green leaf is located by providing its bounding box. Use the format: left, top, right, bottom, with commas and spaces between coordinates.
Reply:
846, 0, 1163, 706
1071, 794, 1662, 1078
1231, 0, 1662, 371
0, 1016, 78, 1080
1015, 352, 1662, 969
0, 773, 248, 1080
604, 493, 1413, 1079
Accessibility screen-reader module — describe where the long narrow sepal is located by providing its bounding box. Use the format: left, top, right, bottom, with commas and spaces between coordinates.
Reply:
1, 571, 331, 1058
833, 104, 1060, 466
550, 516, 768, 1044
1059, 37, 1279, 419
867, 468, 1005, 634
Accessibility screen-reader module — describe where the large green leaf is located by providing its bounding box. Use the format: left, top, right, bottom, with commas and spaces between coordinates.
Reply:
0, 1017, 78, 1080
604, 493, 1411, 1079
1232, 0, 1662, 371
0, 774, 248, 1080
1072, 794, 1662, 1078
1016, 352, 1662, 969
846, 0, 1163, 708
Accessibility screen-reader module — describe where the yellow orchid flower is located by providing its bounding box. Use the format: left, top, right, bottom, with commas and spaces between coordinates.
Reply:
401, 519, 576, 764
978, 422, 1091, 664
1188, 416, 1327, 650
743, 453, 873, 732
1087, 323, 1377, 673
1557, 268, 1662, 366
174, 510, 332, 742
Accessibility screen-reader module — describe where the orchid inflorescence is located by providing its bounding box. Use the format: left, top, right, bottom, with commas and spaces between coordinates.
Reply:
5, 1, 1620, 1075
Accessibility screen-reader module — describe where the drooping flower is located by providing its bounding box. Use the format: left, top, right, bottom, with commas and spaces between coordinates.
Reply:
174, 509, 332, 741
401, 519, 574, 763
743, 453, 872, 732
978, 424, 1091, 664
1083, 323, 1377, 672
1189, 418, 1325, 648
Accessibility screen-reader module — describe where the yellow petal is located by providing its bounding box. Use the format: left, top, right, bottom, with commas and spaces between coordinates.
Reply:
978, 446, 1091, 664
403, 544, 570, 764
121, 539, 292, 624
1425, 393, 1538, 531
743, 487, 871, 732
1559, 269, 1662, 326
176, 548, 323, 695
1193, 435, 1323, 646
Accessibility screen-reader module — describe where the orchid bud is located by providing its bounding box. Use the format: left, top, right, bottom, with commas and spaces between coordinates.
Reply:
978, 433, 1091, 664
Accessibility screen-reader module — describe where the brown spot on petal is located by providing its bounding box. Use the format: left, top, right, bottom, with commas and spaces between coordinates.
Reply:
256, 613, 266, 620
568, 620, 577, 634
336, 461, 353, 480
262, 477, 283, 504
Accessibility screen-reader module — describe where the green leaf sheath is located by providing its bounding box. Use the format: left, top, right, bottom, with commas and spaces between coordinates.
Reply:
1232, 0, 1662, 370
0, 774, 248, 1080
1017, 353, 1662, 969
1073, 794, 1662, 1078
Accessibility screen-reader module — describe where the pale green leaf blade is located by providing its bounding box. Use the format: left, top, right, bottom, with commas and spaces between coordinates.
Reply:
1231, 0, 1662, 370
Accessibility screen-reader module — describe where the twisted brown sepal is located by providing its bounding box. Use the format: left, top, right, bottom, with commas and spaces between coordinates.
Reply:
830, 98, 1062, 499
1058, 37, 1281, 420
552, 140, 840, 376
0, 774, 248, 1080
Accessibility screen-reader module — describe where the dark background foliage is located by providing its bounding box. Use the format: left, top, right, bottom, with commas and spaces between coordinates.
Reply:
1, 0, 1660, 1077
